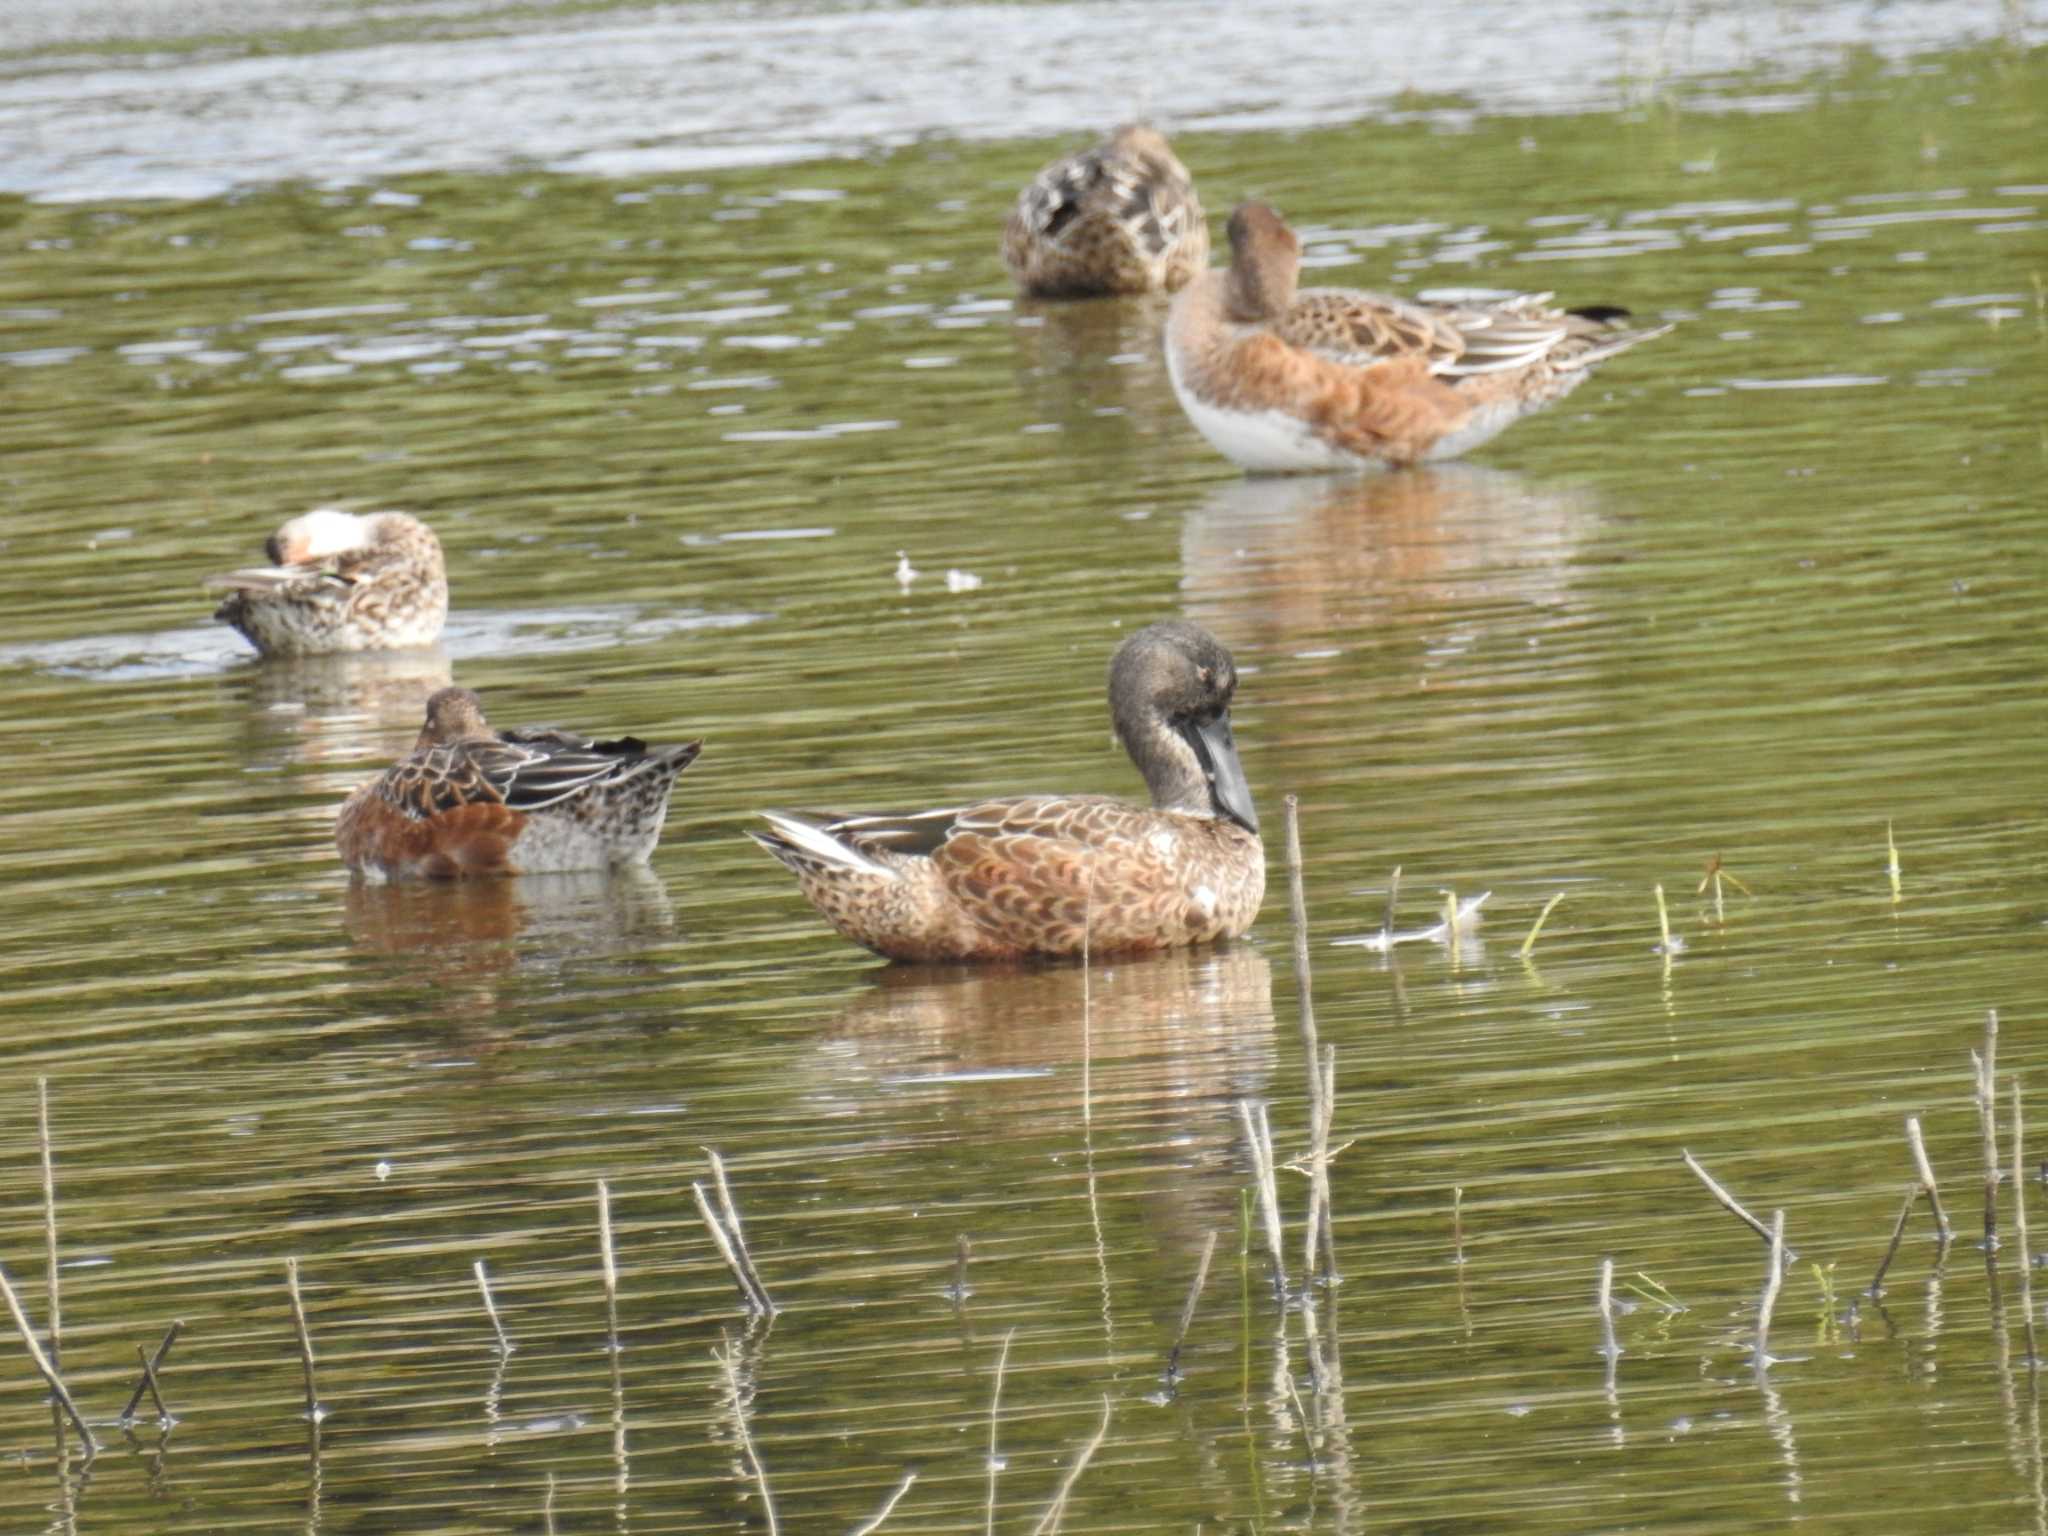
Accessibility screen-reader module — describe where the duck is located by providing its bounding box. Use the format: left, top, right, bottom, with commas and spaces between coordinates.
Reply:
1165, 201, 1673, 472
208, 508, 448, 656
752, 620, 1263, 962
1002, 124, 1209, 298
336, 687, 701, 879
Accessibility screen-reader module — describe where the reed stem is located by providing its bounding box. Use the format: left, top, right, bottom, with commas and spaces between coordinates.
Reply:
120, 1319, 184, 1423
285, 1257, 319, 1423
474, 1260, 512, 1354
1904, 1115, 1955, 1247
1867, 1185, 1921, 1297
0, 1265, 93, 1453
1166, 1230, 1220, 1383
1681, 1150, 1778, 1250
1519, 892, 1566, 959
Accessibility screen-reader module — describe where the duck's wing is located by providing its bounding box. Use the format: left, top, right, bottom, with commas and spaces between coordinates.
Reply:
375, 734, 643, 819
1275, 288, 1475, 370
1281, 286, 1618, 377
752, 807, 967, 879
930, 797, 1184, 946
203, 558, 350, 599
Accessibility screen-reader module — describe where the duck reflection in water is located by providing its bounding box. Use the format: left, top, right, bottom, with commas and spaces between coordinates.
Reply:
1179, 464, 1598, 654
231, 647, 456, 768
344, 865, 678, 977
815, 943, 1277, 1252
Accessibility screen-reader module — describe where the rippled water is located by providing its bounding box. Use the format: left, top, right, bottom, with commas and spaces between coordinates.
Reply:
0, 7, 2045, 1533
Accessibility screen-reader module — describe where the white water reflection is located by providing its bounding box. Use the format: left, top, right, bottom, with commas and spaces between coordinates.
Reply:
0, 605, 763, 681
0, 0, 2029, 200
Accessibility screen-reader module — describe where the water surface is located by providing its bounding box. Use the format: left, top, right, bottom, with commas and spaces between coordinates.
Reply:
0, 10, 2045, 1534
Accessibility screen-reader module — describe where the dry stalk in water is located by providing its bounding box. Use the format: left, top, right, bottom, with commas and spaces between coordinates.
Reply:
706, 1149, 776, 1313
1282, 797, 1334, 1284
1597, 1257, 1619, 1363
1166, 1230, 1220, 1383
693, 1152, 775, 1316
120, 1319, 184, 1423
715, 1332, 779, 1536
1904, 1115, 1955, 1246
1030, 1394, 1113, 1536
1754, 1210, 1787, 1372
474, 1260, 512, 1354
2014, 1077, 2038, 1370
1868, 1184, 1921, 1297
0, 1265, 94, 1453
37, 1080, 59, 1377
850, 1470, 919, 1536
1975, 1010, 2001, 1248
596, 1180, 621, 1348
1237, 1099, 1288, 1297
1519, 892, 1566, 959
1681, 1150, 1779, 1251
285, 1257, 320, 1423
986, 1328, 1014, 1536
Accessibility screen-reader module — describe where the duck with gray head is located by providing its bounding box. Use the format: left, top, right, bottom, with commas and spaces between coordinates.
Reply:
752, 620, 1264, 962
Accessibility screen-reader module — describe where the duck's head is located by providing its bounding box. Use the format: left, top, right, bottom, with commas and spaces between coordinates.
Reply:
1107, 122, 1182, 172
1109, 620, 1258, 835
416, 686, 492, 750
266, 508, 442, 569
1223, 202, 1300, 322
267, 508, 376, 566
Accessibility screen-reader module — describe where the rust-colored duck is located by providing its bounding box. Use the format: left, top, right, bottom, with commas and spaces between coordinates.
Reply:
337, 687, 700, 879
1167, 201, 1671, 470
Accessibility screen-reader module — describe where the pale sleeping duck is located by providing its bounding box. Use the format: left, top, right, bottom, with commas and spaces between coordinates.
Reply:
752, 620, 1264, 963
1002, 124, 1209, 298
336, 687, 702, 880
209, 508, 447, 656
1166, 202, 1673, 472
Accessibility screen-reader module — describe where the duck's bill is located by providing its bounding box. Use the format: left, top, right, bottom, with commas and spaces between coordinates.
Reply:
1186, 710, 1258, 835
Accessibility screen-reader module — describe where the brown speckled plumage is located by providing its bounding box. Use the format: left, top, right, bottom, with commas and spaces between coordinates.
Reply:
1166, 202, 1672, 470
209, 508, 449, 656
336, 687, 701, 879
1002, 124, 1208, 298
753, 621, 1264, 962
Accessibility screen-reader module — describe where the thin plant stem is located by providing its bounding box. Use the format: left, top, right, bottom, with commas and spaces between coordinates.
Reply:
1030, 1394, 1112, 1536
285, 1257, 319, 1423
0, 1265, 93, 1452
1519, 892, 1566, 959
986, 1328, 1014, 1536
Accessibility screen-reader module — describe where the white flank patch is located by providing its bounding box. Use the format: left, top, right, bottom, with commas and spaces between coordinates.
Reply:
512, 813, 650, 872
1167, 347, 1362, 472
1419, 397, 1539, 461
